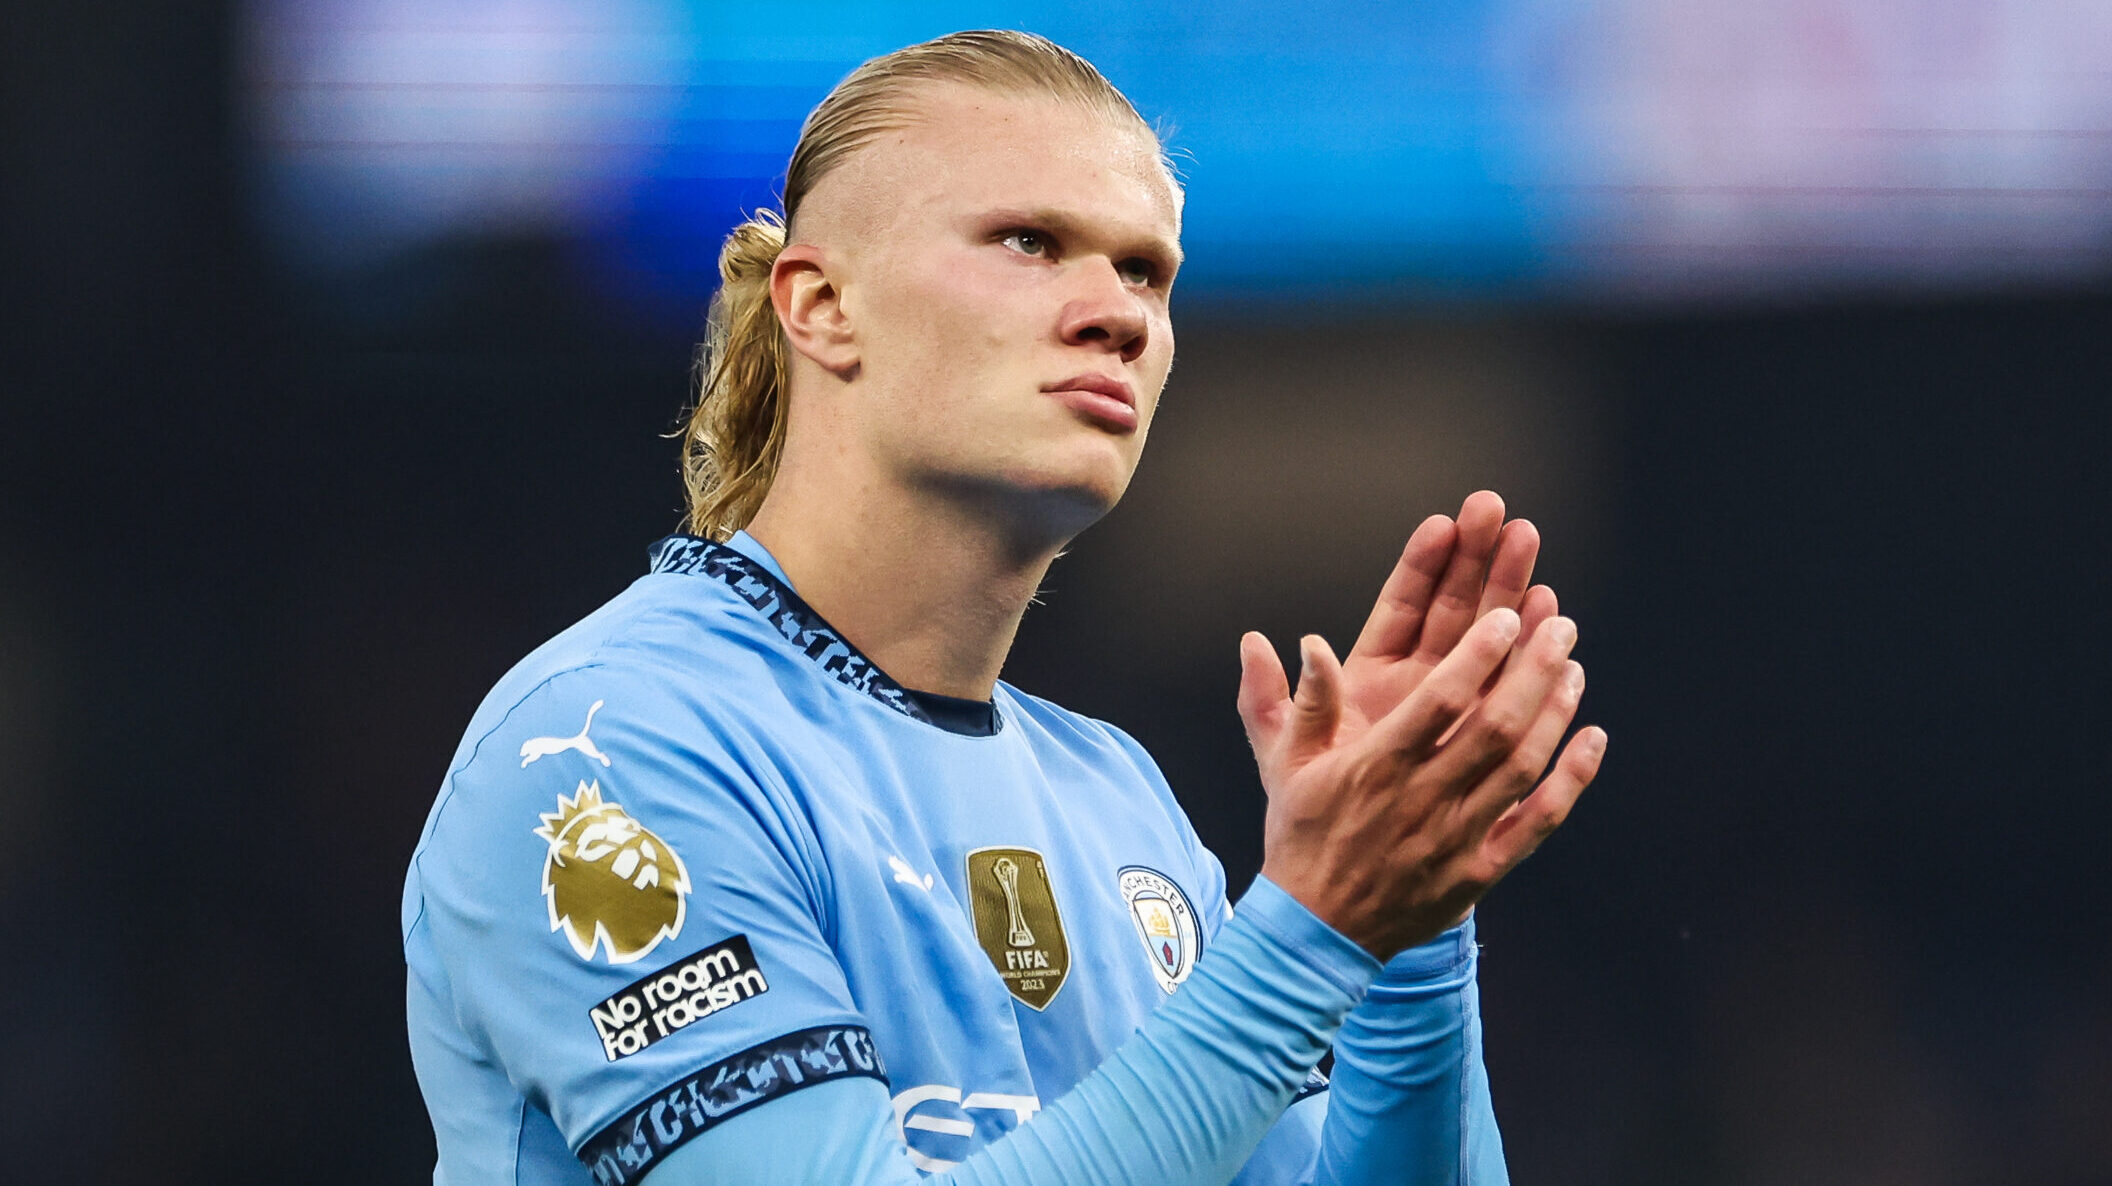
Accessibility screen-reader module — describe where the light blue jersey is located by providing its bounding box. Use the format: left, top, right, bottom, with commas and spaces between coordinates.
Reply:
405, 531, 1504, 1186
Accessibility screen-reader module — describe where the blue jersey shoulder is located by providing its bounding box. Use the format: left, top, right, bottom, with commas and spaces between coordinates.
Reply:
405, 563, 880, 1172
409, 568, 770, 877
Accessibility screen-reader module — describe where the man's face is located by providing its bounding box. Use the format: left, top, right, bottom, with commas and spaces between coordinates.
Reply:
803, 83, 1183, 529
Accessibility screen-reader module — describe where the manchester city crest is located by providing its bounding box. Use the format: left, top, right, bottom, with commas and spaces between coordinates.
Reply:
1118, 866, 1199, 993
534, 780, 691, 964
966, 847, 1071, 1010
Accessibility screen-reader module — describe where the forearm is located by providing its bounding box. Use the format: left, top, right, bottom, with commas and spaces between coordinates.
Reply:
1307, 916, 1507, 1186
654, 877, 1380, 1186
964, 877, 1375, 1185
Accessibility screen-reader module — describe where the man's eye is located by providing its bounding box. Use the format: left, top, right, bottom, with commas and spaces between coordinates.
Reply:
1117, 259, 1154, 286
1003, 231, 1048, 257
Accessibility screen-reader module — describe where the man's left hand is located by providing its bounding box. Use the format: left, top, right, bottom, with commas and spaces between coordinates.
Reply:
1338, 490, 1561, 743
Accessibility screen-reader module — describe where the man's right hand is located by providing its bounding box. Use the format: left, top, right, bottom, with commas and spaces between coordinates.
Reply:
1236, 539, 1606, 961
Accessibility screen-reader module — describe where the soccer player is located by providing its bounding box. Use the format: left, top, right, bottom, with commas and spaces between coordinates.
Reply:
404, 30, 1604, 1186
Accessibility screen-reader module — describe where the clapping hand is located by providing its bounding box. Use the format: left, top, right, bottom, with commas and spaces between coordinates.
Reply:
1238, 491, 1606, 959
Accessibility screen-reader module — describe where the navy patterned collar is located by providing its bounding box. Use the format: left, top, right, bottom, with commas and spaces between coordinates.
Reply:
648, 534, 1000, 736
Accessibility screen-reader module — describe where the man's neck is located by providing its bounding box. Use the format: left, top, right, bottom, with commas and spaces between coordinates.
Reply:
743, 474, 1067, 702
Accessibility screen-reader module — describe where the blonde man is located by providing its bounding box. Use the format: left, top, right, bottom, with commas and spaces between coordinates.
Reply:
406, 30, 1602, 1186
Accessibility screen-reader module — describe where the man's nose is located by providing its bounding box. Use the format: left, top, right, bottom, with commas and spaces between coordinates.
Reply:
1057, 259, 1149, 362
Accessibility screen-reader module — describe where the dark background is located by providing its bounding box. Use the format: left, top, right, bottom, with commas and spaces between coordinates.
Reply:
5, 4, 2109, 1183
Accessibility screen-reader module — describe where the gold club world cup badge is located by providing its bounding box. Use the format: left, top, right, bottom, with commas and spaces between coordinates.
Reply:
967, 847, 1070, 1010
535, 780, 691, 964
1119, 866, 1200, 993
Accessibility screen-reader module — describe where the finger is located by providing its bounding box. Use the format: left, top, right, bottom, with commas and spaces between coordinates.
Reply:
1480, 726, 1606, 872
1289, 635, 1345, 755
1413, 491, 1507, 662
1478, 584, 1561, 697
1474, 518, 1540, 620
1347, 514, 1456, 664
1235, 631, 1290, 748
1517, 584, 1559, 646
1463, 657, 1584, 830
1435, 615, 1579, 790
1375, 606, 1521, 756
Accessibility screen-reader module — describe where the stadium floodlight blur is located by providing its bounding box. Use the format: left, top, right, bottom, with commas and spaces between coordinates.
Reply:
249, 0, 2112, 315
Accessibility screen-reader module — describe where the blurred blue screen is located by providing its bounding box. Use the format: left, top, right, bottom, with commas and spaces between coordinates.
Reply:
250, 0, 2112, 311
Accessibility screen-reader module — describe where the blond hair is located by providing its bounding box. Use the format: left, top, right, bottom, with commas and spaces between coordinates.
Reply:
679, 30, 1163, 539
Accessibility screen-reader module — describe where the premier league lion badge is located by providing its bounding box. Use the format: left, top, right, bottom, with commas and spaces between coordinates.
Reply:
534, 780, 691, 964
1118, 866, 1199, 993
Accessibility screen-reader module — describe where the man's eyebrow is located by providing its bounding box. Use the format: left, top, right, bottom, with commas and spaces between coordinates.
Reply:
983, 207, 1184, 266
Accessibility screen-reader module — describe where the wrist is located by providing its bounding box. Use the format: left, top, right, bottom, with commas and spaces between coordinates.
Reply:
1256, 859, 1391, 960
1373, 913, 1476, 991
1256, 860, 1468, 962
1236, 874, 1384, 997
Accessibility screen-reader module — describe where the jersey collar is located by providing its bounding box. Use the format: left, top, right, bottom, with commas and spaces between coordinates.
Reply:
647, 533, 1000, 736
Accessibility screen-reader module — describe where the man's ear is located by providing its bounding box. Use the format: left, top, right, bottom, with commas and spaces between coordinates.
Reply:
771, 244, 858, 377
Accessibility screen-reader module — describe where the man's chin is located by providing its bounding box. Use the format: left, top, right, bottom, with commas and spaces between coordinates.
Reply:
928, 463, 1132, 547
1016, 450, 1140, 523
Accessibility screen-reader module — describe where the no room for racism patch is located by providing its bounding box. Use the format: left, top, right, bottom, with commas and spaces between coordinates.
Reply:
589, 933, 769, 1061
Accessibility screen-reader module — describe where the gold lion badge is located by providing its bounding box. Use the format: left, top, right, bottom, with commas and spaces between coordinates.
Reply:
534, 780, 691, 964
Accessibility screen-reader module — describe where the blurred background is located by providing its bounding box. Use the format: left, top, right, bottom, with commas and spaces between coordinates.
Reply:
5, 1, 2109, 1182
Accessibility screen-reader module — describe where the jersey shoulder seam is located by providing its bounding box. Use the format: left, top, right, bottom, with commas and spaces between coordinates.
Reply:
419, 586, 766, 846
408, 659, 615, 938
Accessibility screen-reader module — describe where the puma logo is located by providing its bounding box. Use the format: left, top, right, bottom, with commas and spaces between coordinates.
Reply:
520, 700, 613, 769
889, 855, 934, 892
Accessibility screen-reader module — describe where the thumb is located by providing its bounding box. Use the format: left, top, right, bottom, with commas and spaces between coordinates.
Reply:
1289, 634, 1345, 755
1236, 631, 1290, 749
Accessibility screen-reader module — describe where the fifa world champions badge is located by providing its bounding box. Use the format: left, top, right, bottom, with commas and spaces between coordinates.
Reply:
535, 780, 691, 964
966, 847, 1071, 1010
1118, 867, 1200, 993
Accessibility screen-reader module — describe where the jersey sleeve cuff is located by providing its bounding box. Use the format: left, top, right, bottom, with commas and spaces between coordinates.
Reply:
1369, 914, 1477, 998
1235, 875, 1384, 1001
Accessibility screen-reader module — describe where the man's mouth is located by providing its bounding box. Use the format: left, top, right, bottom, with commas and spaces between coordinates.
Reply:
1044, 374, 1135, 407
1043, 374, 1139, 432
